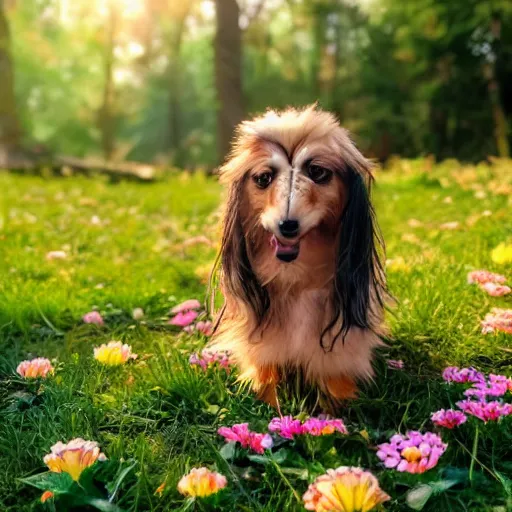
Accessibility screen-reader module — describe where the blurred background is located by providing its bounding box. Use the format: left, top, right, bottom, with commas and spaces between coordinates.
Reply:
1, 0, 511, 171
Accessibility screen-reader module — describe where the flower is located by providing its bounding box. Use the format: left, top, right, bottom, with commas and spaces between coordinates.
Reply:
440, 221, 459, 230
217, 423, 273, 454
456, 399, 512, 422
481, 308, 512, 334
82, 311, 104, 325
386, 359, 404, 370
46, 250, 67, 260
171, 299, 201, 314
303, 466, 390, 512
41, 491, 54, 503
491, 243, 512, 265
196, 320, 213, 336
43, 438, 107, 481
385, 257, 411, 273
302, 417, 348, 436
268, 415, 348, 439
480, 282, 511, 297
93, 341, 137, 365
132, 307, 144, 320
376, 431, 447, 474
169, 310, 198, 327
467, 270, 507, 285
442, 366, 485, 384
16, 357, 54, 378
177, 467, 227, 498
268, 415, 304, 439
464, 374, 512, 400
431, 409, 467, 429
189, 349, 231, 371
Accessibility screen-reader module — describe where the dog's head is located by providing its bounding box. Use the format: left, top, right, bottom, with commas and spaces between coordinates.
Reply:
212, 105, 386, 348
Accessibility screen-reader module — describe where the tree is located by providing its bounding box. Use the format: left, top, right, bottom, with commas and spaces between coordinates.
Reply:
214, 0, 244, 163
0, 0, 22, 165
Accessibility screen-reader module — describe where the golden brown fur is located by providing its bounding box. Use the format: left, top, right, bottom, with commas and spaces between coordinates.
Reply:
209, 105, 387, 409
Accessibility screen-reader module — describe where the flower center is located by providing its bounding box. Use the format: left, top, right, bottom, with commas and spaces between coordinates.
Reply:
402, 446, 422, 462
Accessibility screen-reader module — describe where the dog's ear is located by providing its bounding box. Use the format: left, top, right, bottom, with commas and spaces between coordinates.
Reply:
209, 178, 270, 328
321, 165, 386, 350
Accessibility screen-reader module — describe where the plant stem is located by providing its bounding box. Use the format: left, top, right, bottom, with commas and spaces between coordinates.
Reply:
271, 458, 301, 504
469, 425, 479, 483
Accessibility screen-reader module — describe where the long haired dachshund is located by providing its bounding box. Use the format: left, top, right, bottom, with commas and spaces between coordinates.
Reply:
209, 105, 387, 410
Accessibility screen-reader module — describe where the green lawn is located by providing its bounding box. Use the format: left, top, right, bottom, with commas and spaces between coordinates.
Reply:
0, 160, 511, 511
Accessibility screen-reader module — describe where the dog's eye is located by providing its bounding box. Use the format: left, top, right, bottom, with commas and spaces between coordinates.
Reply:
253, 172, 273, 189
307, 165, 332, 184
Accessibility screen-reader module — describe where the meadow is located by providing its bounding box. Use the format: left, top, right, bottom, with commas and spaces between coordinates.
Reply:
1, 159, 511, 512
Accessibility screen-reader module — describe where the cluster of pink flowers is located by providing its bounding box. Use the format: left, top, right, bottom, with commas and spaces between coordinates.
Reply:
442, 366, 485, 384
467, 270, 506, 286
184, 320, 213, 336
268, 415, 348, 439
464, 374, 512, 400
217, 423, 273, 454
189, 349, 231, 371
431, 409, 467, 429
456, 399, 512, 422
376, 431, 447, 474
467, 270, 510, 296
481, 308, 512, 335
82, 311, 104, 326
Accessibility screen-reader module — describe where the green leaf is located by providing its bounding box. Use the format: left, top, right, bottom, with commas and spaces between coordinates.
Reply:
246, 454, 269, 465
106, 461, 137, 501
82, 497, 125, 511
219, 442, 236, 461
19, 471, 75, 493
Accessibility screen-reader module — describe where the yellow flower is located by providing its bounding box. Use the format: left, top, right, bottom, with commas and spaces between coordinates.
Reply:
491, 243, 512, 265
177, 467, 227, 498
43, 438, 107, 481
41, 491, 54, 503
93, 341, 137, 366
303, 466, 390, 512
385, 257, 411, 273
16, 358, 54, 379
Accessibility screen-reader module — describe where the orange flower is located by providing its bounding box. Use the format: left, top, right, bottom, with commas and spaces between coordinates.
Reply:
41, 491, 54, 503
177, 467, 227, 498
43, 438, 107, 481
16, 358, 54, 379
155, 481, 166, 496
303, 466, 390, 512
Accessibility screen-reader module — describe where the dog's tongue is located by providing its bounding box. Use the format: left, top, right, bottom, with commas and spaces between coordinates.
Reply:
270, 235, 300, 262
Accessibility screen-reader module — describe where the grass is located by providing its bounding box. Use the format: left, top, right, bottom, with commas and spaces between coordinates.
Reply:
0, 159, 511, 511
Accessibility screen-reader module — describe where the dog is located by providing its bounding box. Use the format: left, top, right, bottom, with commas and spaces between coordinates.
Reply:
208, 105, 387, 410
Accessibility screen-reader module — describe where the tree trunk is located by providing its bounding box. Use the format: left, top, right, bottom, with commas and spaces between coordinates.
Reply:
214, 0, 244, 163
0, 0, 22, 164
99, 1, 118, 162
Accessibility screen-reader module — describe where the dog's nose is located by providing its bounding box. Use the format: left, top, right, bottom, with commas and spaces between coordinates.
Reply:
278, 219, 300, 238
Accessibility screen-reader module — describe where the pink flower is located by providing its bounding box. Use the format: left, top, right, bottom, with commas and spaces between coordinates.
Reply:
480, 282, 511, 297
442, 366, 485, 384
196, 321, 213, 336
217, 423, 272, 454
16, 358, 54, 379
268, 416, 305, 439
456, 399, 512, 422
171, 299, 201, 314
387, 359, 404, 370
268, 415, 347, 439
377, 431, 447, 474
82, 311, 104, 326
189, 349, 231, 371
481, 308, 512, 335
302, 417, 348, 436
169, 310, 198, 327
431, 409, 467, 429
467, 270, 506, 285
464, 374, 512, 400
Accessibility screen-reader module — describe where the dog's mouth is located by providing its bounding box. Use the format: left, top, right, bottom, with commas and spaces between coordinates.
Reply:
270, 235, 300, 263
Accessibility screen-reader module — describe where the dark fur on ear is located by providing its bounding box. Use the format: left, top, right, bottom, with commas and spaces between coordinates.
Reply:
320, 167, 386, 351
209, 177, 270, 332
